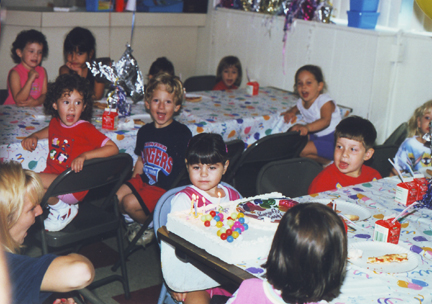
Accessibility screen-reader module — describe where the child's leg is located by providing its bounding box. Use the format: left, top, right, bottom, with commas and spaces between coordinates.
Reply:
39, 172, 58, 192
300, 141, 331, 165
184, 290, 211, 304
118, 191, 150, 225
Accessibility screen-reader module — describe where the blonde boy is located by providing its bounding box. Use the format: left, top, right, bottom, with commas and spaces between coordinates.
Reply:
308, 116, 382, 194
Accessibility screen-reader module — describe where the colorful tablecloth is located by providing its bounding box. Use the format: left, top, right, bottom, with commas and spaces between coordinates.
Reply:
237, 177, 432, 303
0, 87, 299, 171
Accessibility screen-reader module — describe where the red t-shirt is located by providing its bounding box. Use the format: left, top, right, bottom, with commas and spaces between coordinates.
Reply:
308, 163, 381, 194
43, 117, 110, 174
212, 80, 238, 91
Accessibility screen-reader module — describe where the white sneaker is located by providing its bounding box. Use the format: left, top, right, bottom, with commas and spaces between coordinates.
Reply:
137, 228, 155, 247
44, 204, 79, 232
126, 223, 155, 247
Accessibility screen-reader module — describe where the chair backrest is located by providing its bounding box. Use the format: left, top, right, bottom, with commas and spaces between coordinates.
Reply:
184, 75, 216, 92
153, 182, 240, 243
364, 144, 399, 177
223, 139, 245, 182
225, 132, 308, 196
383, 122, 408, 147
256, 158, 322, 197
0, 89, 8, 105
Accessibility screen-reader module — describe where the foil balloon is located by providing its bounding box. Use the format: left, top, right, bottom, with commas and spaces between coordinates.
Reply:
415, 0, 432, 20
315, 0, 332, 23
259, 0, 284, 14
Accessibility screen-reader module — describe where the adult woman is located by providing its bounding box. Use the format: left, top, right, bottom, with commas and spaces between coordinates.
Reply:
0, 161, 95, 304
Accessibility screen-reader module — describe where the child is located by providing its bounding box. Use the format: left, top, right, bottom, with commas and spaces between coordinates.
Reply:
282, 65, 341, 165
59, 27, 105, 100
392, 100, 432, 174
165, 133, 241, 304
0, 161, 95, 304
116, 72, 192, 246
308, 116, 381, 194
227, 203, 347, 304
213, 56, 242, 91
21, 73, 119, 231
5, 29, 49, 106
148, 57, 175, 80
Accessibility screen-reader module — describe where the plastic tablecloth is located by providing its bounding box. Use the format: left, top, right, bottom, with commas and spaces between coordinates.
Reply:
0, 87, 300, 171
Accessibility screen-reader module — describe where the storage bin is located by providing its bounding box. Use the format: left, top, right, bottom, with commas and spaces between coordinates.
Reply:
86, 0, 113, 11
347, 11, 379, 29
136, 0, 184, 12
350, 0, 379, 12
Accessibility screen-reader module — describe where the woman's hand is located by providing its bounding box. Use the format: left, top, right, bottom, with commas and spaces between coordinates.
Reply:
21, 135, 39, 152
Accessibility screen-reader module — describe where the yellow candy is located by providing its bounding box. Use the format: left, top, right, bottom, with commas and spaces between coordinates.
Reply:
217, 230, 222, 237
232, 231, 240, 239
237, 213, 244, 218
216, 221, 224, 228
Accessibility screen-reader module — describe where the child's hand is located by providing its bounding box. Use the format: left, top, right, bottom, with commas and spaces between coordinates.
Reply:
21, 135, 39, 152
290, 124, 309, 136
28, 69, 39, 80
281, 110, 297, 123
66, 62, 84, 77
170, 291, 187, 302
52, 298, 76, 304
70, 155, 87, 173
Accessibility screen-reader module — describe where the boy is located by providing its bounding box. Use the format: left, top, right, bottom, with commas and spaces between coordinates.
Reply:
116, 72, 192, 246
308, 116, 381, 194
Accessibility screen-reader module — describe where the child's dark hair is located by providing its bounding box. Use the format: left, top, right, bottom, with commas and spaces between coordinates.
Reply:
186, 133, 228, 165
335, 116, 377, 150
148, 57, 175, 77
63, 27, 96, 62
264, 203, 347, 304
294, 64, 327, 94
44, 74, 93, 121
11, 29, 49, 64
215, 56, 242, 87
145, 72, 184, 108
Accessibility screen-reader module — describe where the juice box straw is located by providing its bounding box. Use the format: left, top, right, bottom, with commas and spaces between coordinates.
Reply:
406, 163, 415, 177
388, 158, 405, 183
391, 201, 418, 224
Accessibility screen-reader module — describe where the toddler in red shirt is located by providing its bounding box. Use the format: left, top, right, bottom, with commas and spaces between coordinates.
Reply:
212, 56, 242, 91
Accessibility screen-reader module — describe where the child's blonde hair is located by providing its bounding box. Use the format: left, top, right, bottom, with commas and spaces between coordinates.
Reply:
215, 56, 242, 87
0, 161, 44, 253
145, 72, 184, 107
408, 100, 432, 137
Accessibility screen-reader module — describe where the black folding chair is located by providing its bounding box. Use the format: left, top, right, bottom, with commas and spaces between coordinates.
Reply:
35, 153, 133, 299
226, 131, 308, 197
364, 144, 399, 177
256, 158, 322, 197
223, 139, 245, 182
383, 123, 408, 147
184, 75, 216, 92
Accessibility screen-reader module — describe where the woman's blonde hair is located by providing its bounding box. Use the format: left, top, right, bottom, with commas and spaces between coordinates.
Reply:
408, 100, 432, 137
0, 161, 43, 253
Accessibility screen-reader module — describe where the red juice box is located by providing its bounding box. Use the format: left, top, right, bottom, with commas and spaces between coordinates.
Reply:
246, 81, 259, 95
102, 108, 118, 130
394, 179, 418, 206
373, 218, 401, 244
414, 176, 428, 201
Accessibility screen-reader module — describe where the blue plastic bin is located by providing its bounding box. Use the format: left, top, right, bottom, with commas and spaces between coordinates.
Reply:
350, 0, 379, 12
86, 0, 113, 12
137, 0, 183, 12
347, 11, 379, 29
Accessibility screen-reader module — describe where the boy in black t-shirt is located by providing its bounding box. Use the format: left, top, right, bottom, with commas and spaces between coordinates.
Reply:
116, 72, 192, 246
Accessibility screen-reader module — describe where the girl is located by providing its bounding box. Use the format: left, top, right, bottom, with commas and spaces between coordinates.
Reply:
59, 27, 105, 100
213, 56, 242, 91
282, 65, 341, 165
227, 203, 347, 304
165, 133, 241, 304
21, 73, 119, 232
392, 100, 432, 174
0, 161, 95, 304
5, 29, 49, 107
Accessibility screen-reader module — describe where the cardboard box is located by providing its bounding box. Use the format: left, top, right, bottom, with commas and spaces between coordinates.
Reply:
102, 109, 118, 130
395, 180, 418, 206
374, 218, 401, 244
246, 81, 259, 96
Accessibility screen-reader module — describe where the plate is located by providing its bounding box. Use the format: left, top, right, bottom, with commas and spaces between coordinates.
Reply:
348, 241, 418, 273
312, 199, 371, 221
418, 167, 432, 178
130, 113, 153, 125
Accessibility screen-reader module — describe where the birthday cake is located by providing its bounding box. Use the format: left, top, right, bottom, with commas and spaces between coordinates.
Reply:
166, 193, 295, 264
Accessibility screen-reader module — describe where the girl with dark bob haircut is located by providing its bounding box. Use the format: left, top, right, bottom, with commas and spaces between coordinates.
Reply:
185, 133, 228, 166
228, 203, 347, 304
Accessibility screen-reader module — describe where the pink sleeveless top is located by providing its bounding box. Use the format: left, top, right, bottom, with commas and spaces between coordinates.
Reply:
179, 185, 241, 207
5, 63, 46, 105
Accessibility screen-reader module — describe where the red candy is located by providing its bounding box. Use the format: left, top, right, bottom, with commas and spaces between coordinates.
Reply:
220, 233, 227, 240
226, 229, 233, 236
204, 221, 211, 227
210, 211, 216, 217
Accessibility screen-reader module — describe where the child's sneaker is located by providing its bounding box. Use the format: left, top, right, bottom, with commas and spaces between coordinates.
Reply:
137, 228, 155, 247
44, 204, 79, 232
126, 222, 142, 242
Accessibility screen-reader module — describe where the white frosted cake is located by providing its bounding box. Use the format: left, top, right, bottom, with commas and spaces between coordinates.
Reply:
167, 192, 298, 264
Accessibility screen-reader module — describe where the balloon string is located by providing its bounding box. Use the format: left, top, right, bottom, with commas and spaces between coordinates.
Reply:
130, 10, 136, 45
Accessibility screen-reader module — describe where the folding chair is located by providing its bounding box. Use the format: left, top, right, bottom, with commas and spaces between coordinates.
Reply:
184, 75, 216, 92
364, 144, 399, 177
256, 158, 322, 197
35, 153, 133, 299
225, 131, 308, 197
153, 182, 240, 304
383, 122, 408, 147
223, 139, 245, 183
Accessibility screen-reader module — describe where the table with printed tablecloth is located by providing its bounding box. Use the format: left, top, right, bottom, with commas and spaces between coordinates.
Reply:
232, 176, 432, 304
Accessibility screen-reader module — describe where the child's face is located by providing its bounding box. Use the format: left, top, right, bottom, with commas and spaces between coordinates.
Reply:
17, 42, 43, 70
186, 161, 229, 197
222, 66, 238, 88
296, 70, 324, 105
52, 89, 86, 126
417, 110, 432, 135
334, 137, 374, 178
9, 195, 42, 245
145, 85, 180, 129
66, 48, 93, 70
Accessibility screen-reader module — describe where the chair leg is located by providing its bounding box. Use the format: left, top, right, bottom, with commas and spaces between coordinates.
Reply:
77, 288, 106, 304
112, 225, 146, 272
116, 224, 131, 299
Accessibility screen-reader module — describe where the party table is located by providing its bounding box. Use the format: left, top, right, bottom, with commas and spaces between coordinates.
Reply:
0, 87, 300, 171
161, 177, 432, 303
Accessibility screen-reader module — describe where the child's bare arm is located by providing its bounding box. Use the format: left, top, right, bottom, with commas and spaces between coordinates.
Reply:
281, 105, 299, 123
304, 100, 335, 134
132, 157, 144, 178
70, 139, 119, 172
21, 127, 49, 151
9, 69, 43, 107
34, 68, 48, 105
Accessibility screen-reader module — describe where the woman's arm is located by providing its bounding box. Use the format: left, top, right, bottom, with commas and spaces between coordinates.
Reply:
70, 139, 119, 172
21, 127, 49, 152
41, 253, 95, 292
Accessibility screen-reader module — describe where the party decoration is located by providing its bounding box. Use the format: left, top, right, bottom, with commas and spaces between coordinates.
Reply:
415, 0, 432, 21
259, 0, 284, 14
